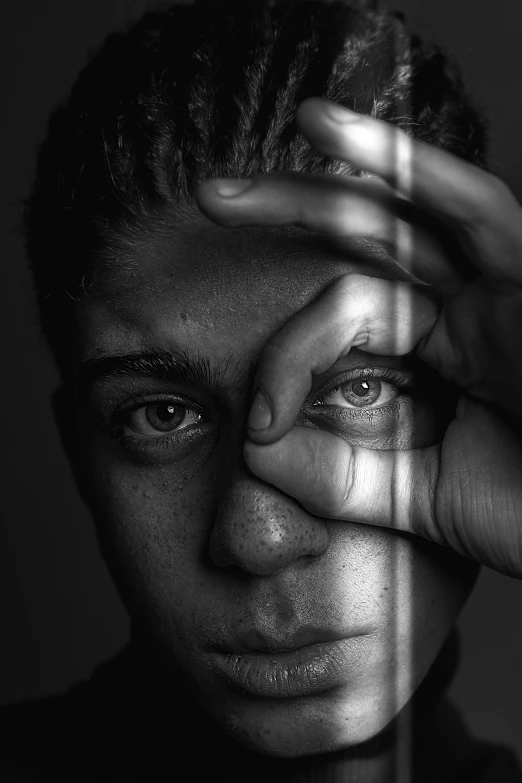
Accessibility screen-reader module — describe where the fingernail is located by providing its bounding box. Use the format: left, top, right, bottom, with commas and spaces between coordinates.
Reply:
248, 388, 272, 431
212, 178, 252, 198
322, 102, 359, 124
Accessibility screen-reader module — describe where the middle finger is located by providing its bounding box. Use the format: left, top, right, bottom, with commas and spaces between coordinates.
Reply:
196, 171, 464, 295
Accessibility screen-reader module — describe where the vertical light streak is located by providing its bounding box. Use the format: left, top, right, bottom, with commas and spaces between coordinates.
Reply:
391, 66, 416, 783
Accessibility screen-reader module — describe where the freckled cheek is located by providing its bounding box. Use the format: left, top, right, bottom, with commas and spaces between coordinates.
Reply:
328, 526, 472, 644
81, 447, 218, 604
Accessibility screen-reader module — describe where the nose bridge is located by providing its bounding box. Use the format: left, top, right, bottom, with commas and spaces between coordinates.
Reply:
209, 469, 330, 576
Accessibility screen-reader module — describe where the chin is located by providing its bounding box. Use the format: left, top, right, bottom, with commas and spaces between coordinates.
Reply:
209, 682, 415, 758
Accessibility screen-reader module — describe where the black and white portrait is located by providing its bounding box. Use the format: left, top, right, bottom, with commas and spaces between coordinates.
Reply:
2, 1, 522, 780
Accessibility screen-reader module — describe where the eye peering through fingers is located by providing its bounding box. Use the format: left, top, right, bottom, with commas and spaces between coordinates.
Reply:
245, 274, 441, 443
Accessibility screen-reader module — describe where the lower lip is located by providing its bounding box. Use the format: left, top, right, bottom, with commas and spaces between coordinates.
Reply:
209, 638, 365, 699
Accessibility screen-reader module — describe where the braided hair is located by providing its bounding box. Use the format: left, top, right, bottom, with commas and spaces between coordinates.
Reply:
25, 0, 487, 370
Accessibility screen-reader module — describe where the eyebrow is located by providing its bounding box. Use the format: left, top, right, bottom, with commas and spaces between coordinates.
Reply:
78, 349, 252, 394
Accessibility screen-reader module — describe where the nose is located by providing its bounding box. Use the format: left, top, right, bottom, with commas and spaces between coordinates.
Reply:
209, 476, 330, 576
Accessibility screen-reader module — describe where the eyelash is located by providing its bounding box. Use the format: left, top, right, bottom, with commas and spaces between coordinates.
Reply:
107, 394, 209, 455
311, 367, 413, 419
103, 366, 414, 458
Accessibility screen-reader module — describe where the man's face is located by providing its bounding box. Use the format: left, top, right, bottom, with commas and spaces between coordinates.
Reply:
73, 218, 477, 757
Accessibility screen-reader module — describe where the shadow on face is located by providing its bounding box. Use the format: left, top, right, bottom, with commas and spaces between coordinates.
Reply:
68, 218, 479, 757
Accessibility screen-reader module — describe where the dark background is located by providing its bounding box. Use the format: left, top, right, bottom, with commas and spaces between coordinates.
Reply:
1, 0, 521, 763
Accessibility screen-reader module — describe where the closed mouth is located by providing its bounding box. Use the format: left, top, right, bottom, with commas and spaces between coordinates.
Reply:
209, 633, 371, 699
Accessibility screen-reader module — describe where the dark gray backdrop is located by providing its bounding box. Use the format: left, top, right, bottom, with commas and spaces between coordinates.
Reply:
2, 0, 521, 763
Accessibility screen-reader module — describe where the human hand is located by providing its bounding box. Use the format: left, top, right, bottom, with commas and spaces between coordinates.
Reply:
196, 97, 522, 579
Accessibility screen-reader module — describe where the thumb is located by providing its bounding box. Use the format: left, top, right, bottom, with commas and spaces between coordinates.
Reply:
243, 426, 441, 542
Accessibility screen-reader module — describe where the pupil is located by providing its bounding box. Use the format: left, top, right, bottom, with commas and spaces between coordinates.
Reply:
145, 402, 185, 431
342, 378, 381, 408
353, 381, 371, 397
157, 403, 178, 422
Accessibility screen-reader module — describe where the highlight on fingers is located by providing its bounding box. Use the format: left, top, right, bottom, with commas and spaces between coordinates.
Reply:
197, 170, 466, 293
246, 275, 441, 444
244, 428, 442, 545
296, 96, 522, 283
25, 0, 506, 766
192, 6, 487, 235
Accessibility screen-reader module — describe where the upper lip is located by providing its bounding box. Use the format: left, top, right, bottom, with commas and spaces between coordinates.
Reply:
214, 626, 361, 655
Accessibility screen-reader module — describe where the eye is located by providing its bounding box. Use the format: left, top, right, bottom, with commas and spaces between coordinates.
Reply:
306, 364, 453, 451
316, 376, 400, 410
124, 401, 203, 437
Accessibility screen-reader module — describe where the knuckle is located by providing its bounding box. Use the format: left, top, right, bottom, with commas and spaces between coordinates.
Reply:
485, 173, 513, 201
464, 172, 515, 229
307, 438, 354, 520
482, 174, 515, 214
336, 445, 356, 518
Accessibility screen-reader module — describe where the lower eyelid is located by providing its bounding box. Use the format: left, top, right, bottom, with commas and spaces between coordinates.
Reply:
348, 399, 401, 418
121, 431, 183, 450
117, 420, 211, 457
305, 395, 439, 451
97, 401, 212, 453
309, 395, 413, 422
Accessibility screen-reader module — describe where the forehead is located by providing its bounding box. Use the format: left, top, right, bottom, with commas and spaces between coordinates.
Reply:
77, 218, 406, 363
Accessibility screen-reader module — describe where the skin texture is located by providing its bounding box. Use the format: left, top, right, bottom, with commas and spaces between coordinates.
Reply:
196, 98, 522, 579
71, 218, 478, 758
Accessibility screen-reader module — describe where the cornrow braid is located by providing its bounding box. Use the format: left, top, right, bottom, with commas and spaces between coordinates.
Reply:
25, 0, 488, 372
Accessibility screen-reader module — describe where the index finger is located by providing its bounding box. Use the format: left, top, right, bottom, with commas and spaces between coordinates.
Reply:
247, 275, 438, 443
298, 98, 522, 286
